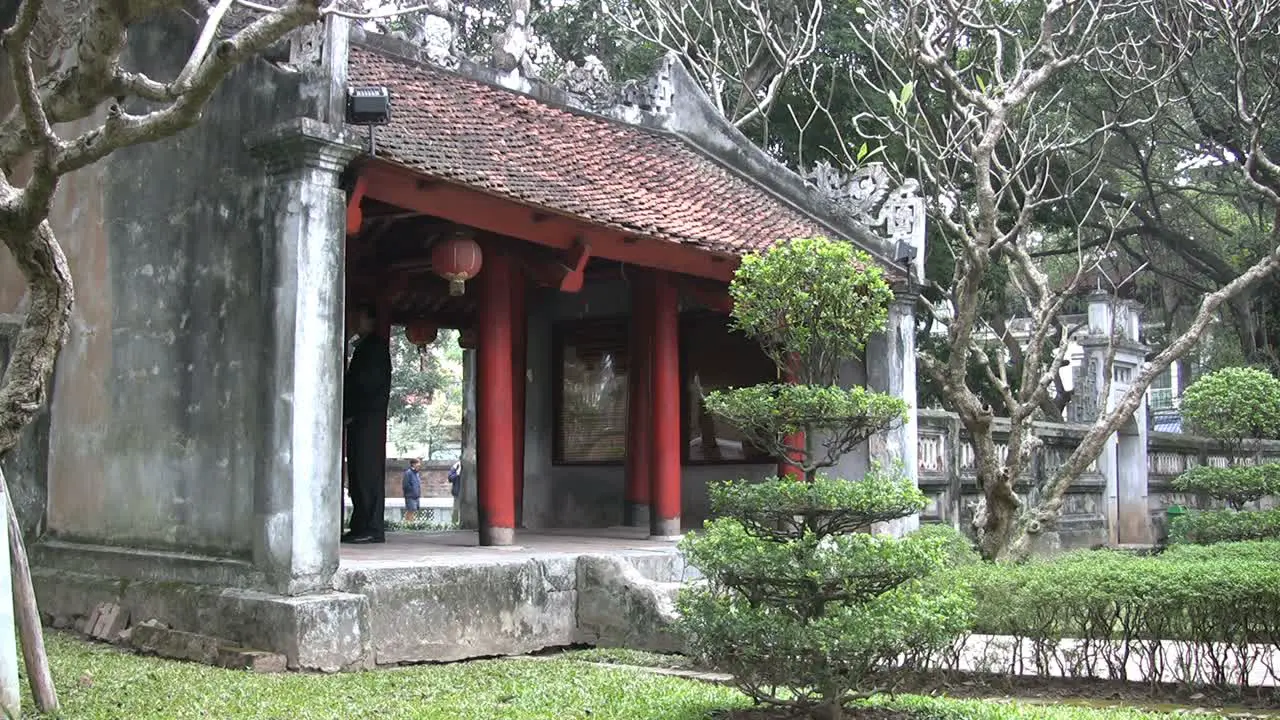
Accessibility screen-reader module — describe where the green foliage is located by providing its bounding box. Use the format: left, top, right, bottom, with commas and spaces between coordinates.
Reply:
708, 470, 926, 539
952, 551, 1280, 689
678, 477, 965, 717
1180, 367, 1280, 449
388, 329, 463, 458
681, 235, 950, 717
715, 236, 902, 477
911, 523, 983, 567
728, 236, 894, 385
1158, 539, 1280, 563
683, 517, 951, 609
1168, 508, 1280, 545
703, 384, 908, 471
1171, 463, 1280, 510
389, 329, 454, 422
679, 582, 972, 705
34, 630, 1181, 720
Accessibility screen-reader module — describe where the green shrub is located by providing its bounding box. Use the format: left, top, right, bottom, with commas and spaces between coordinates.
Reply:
1158, 540, 1280, 562
679, 475, 974, 717
953, 552, 1280, 688
1180, 366, 1280, 449
1172, 463, 1280, 510
679, 237, 967, 720
1168, 507, 1280, 544
911, 523, 982, 567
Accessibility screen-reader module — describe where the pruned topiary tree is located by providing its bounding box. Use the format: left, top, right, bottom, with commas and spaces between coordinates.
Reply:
1173, 367, 1280, 517
676, 237, 973, 720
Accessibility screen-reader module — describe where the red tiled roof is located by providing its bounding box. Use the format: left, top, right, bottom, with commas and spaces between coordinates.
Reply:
347, 45, 827, 256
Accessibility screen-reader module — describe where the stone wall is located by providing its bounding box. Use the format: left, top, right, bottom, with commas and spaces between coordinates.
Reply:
1, 13, 353, 593
917, 409, 1280, 547
381, 459, 453, 499
1145, 432, 1280, 538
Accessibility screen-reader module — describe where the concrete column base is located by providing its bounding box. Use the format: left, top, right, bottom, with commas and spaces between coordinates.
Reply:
623, 503, 651, 528
649, 517, 681, 540
479, 526, 515, 546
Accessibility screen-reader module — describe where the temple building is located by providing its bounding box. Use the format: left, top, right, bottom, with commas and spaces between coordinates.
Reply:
0, 17, 924, 667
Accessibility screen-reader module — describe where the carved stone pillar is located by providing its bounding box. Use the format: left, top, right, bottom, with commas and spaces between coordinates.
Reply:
249, 119, 359, 594
866, 290, 920, 535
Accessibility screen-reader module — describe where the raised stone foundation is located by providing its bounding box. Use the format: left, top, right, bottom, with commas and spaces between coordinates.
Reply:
33, 532, 691, 670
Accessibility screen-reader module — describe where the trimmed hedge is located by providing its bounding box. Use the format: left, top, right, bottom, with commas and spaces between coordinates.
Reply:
1168, 507, 1280, 544
1158, 539, 1280, 562
949, 551, 1280, 689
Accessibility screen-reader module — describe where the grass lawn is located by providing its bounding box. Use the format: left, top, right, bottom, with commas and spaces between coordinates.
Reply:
20, 633, 1191, 719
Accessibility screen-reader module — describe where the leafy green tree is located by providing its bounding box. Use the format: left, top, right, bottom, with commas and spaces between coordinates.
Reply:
1181, 367, 1280, 455
387, 329, 463, 459
1173, 367, 1280, 512
677, 237, 972, 720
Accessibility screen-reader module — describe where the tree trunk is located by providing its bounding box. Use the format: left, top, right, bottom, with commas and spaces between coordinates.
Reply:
0, 220, 73, 456
1, 469, 56, 712
1002, 242, 1280, 559
0, 218, 73, 716
974, 467, 1022, 560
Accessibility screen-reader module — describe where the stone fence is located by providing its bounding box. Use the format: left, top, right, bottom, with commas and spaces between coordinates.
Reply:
916, 409, 1280, 548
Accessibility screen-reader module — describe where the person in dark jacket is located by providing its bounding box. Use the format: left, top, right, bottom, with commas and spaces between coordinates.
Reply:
448, 460, 462, 525
343, 304, 392, 544
402, 459, 423, 524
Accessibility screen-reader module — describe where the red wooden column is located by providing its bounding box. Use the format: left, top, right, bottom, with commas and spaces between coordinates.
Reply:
649, 271, 683, 538
476, 247, 517, 546
624, 270, 653, 528
778, 354, 806, 481
511, 267, 528, 527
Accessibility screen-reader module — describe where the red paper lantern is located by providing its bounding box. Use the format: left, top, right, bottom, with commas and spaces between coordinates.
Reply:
405, 322, 437, 348
432, 231, 483, 296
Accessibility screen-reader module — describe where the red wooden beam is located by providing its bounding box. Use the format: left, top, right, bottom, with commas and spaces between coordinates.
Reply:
359, 162, 739, 283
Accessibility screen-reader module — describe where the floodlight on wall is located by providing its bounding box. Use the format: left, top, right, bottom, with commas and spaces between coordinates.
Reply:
894, 239, 918, 266
346, 86, 391, 155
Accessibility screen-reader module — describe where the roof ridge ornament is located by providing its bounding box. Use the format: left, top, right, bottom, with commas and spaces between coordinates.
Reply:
803, 161, 926, 282
804, 160, 890, 223
617, 53, 677, 115
554, 52, 675, 118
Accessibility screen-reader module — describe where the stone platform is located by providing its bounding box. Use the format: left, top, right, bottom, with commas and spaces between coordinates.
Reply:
32, 529, 691, 672
336, 529, 690, 665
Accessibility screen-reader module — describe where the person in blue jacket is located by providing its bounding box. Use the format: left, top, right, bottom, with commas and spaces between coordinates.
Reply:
402, 458, 423, 524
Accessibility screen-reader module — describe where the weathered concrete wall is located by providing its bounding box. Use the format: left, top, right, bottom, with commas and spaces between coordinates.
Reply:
0, 13, 336, 564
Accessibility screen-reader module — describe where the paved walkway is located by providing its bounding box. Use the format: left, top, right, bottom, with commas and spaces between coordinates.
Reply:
338, 528, 680, 570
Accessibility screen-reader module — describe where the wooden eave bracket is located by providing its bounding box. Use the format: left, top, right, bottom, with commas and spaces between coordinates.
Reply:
558, 240, 592, 293
346, 173, 368, 236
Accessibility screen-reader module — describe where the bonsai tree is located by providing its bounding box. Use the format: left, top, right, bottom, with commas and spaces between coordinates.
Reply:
676, 237, 973, 720
1174, 367, 1280, 510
